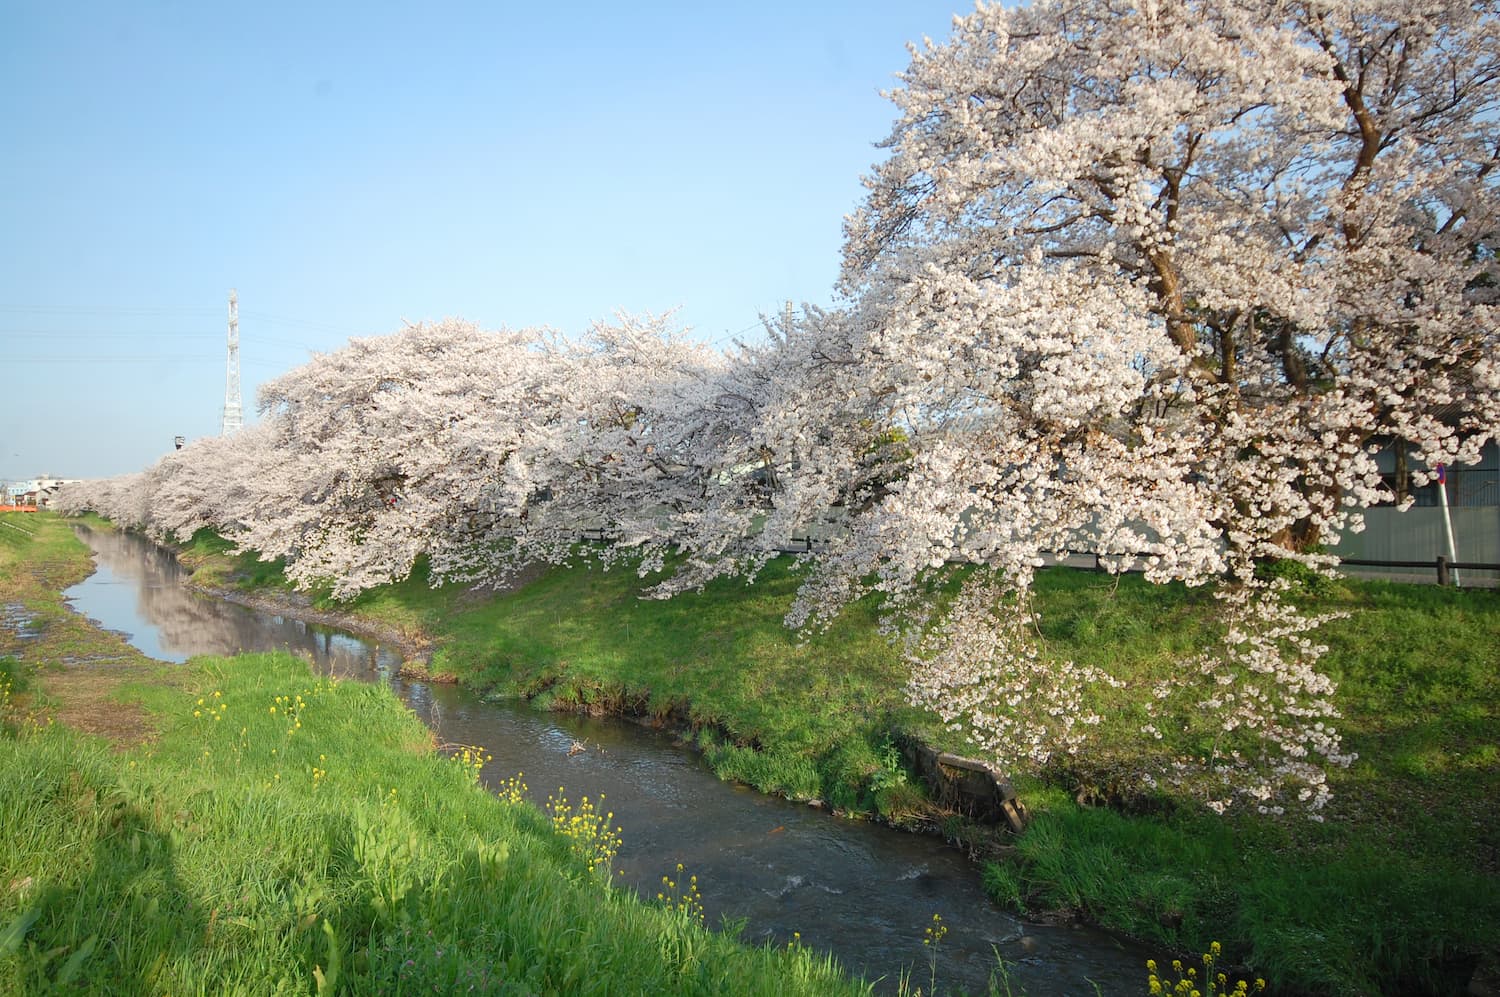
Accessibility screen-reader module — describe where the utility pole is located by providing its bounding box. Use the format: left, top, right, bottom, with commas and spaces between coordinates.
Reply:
222, 289, 242, 435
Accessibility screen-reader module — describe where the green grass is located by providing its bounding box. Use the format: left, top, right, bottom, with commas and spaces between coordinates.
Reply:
1, 510, 95, 593
177, 528, 449, 646
993, 574, 1500, 997
2, 515, 874, 995
990, 786, 1492, 996
173, 539, 933, 814
0, 513, 150, 675
396, 558, 1500, 995
177, 526, 296, 592
46, 515, 1500, 995
0, 653, 868, 995
0, 657, 21, 737
428, 557, 931, 813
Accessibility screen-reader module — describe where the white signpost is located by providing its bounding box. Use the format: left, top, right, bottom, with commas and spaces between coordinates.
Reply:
1436, 464, 1462, 588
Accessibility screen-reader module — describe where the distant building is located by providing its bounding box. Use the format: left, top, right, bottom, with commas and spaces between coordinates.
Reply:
37, 478, 81, 507
5, 476, 82, 508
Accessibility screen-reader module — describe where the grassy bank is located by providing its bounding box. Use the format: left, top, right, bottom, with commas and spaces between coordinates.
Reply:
0, 514, 866, 995
101, 522, 1500, 993
35, 515, 1500, 989
994, 578, 1500, 996
0, 656, 867, 995
178, 530, 938, 816
419, 559, 1500, 995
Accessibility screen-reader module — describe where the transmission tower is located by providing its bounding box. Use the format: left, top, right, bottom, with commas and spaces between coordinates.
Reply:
222, 289, 242, 435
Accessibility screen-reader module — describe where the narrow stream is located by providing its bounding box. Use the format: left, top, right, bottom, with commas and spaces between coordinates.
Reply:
63, 525, 1147, 996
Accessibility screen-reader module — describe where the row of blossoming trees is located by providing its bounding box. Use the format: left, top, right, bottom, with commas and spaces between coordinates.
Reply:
59, 0, 1496, 817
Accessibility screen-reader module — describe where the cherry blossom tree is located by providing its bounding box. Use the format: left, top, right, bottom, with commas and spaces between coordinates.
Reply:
143, 424, 283, 542
756, 0, 1497, 813
630, 303, 908, 595
52, 469, 153, 527
488, 313, 737, 575
232, 319, 582, 597
56, 316, 763, 600
411, 312, 771, 591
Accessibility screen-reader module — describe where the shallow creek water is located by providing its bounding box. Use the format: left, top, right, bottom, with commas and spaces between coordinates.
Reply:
62, 524, 1147, 995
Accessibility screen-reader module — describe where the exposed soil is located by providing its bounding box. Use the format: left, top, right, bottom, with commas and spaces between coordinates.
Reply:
2, 524, 167, 751
38, 663, 164, 750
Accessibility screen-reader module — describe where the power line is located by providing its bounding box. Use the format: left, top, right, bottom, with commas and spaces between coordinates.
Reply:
239, 309, 362, 336
0, 303, 363, 339
1, 330, 217, 339
706, 318, 772, 347
2, 355, 223, 363
0, 330, 328, 352
0, 305, 219, 317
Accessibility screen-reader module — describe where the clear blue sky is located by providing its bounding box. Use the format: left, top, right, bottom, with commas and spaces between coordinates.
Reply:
0, 0, 962, 482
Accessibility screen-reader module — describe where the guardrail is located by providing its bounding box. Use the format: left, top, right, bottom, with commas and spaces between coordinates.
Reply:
1338, 556, 1500, 587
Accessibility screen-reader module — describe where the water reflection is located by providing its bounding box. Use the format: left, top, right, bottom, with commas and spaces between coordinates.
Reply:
64, 524, 1145, 995
65, 524, 400, 677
